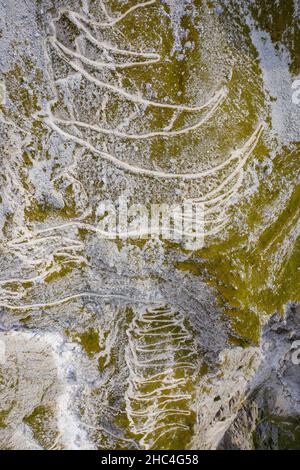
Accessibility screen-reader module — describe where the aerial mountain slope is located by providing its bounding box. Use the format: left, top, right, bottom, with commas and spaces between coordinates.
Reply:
0, 0, 299, 450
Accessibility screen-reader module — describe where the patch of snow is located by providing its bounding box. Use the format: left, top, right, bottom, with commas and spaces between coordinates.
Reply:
247, 16, 300, 143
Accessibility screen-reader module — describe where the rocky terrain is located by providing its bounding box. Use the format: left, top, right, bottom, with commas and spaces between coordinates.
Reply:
0, 0, 299, 450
